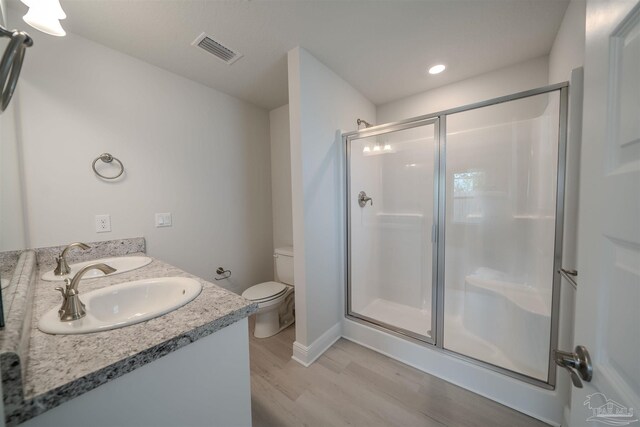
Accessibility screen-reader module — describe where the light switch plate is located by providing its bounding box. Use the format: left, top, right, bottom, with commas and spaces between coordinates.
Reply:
95, 214, 111, 233
155, 213, 172, 228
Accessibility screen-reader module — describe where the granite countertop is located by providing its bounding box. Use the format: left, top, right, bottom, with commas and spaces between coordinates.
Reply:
18, 253, 257, 419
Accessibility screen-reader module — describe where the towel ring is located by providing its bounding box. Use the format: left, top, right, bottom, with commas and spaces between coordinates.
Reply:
92, 153, 124, 180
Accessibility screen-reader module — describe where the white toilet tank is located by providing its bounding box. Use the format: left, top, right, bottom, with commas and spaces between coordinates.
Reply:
274, 247, 294, 286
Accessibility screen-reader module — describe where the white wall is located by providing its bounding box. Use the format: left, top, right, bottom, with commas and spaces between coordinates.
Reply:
15, 31, 273, 294
269, 104, 293, 252
548, 0, 586, 84
377, 56, 549, 123
0, 90, 28, 252
288, 47, 375, 354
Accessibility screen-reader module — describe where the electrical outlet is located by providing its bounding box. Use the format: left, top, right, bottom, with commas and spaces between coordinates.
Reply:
95, 214, 111, 233
155, 213, 172, 228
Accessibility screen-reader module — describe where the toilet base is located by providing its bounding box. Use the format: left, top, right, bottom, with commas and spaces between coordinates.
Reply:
253, 311, 295, 339
254, 310, 278, 338
248, 287, 294, 339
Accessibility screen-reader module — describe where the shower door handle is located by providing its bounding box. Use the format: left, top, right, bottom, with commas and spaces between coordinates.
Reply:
358, 191, 373, 207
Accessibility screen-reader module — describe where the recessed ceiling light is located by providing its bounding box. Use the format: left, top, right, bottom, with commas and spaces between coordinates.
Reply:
428, 64, 446, 75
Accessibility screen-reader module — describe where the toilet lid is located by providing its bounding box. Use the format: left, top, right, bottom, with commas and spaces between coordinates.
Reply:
242, 282, 288, 302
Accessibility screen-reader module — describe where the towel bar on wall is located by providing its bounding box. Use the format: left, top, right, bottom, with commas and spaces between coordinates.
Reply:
215, 267, 231, 280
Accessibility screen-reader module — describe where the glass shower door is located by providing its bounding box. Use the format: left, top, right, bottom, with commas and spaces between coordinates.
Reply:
347, 119, 438, 342
345, 84, 567, 387
442, 91, 562, 382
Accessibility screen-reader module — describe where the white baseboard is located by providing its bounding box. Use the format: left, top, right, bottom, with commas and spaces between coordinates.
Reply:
291, 322, 342, 367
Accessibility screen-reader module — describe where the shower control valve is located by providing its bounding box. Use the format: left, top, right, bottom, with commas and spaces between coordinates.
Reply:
358, 191, 373, 208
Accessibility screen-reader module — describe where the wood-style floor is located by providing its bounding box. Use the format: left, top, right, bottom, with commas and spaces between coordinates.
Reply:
248, 319, 550, 427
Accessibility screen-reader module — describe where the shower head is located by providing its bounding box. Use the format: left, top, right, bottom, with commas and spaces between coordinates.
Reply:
357, 118, 372, 129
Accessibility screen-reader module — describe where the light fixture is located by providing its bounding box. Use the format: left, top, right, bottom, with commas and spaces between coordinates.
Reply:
383, 144, 392, 151
363, 146, 371, 153
428, 64, 446, 75
21, 0, 67, 37
373, 145, 381, 152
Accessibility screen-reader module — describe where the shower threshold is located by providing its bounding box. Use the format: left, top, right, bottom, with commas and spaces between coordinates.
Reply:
358, 298, 432, 338
353, 300, 547, 381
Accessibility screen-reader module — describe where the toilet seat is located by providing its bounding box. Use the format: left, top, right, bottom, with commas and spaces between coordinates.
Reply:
242, 281, 288, 303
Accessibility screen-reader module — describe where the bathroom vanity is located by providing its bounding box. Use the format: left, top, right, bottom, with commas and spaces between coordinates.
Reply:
0, 238, 256, 427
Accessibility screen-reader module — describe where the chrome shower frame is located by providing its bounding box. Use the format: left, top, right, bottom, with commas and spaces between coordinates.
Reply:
343, 82, 569, 389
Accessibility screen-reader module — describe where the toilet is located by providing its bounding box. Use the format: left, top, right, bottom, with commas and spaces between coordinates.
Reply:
242, 246, 294, 338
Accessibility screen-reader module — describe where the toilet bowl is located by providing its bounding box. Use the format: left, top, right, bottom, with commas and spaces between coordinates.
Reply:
242, 247, 295, 338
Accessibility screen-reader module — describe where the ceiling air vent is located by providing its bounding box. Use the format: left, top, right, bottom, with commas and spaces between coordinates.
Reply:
191, 32, 243, 65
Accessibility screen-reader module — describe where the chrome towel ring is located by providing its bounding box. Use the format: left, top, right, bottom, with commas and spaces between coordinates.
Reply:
0, 26, 33, 113
92, 153, 125, 180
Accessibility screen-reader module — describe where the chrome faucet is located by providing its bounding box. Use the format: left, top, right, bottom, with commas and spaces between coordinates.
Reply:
55, 263, 116, 321
54, 242, 90, 276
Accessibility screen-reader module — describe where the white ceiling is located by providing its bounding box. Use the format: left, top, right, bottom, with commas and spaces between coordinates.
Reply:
10, 0, 569, 110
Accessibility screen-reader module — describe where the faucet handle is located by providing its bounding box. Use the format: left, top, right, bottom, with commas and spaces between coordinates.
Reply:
55, 280, 71, 317
54, 279, 72, 300
54, 278, 72, 298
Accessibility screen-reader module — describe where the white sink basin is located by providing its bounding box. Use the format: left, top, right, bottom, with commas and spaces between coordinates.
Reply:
41, 256, 152, 281
38, 277, 202, 335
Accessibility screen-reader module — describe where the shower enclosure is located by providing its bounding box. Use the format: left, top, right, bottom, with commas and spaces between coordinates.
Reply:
345, 83, 567, 387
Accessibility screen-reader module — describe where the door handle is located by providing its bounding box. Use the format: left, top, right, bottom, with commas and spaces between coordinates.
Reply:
554, 345, 593, 388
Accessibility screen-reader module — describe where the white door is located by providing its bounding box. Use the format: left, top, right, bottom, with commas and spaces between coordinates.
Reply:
570, 1, 640, 426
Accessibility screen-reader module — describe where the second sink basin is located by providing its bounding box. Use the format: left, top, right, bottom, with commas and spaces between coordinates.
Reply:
38, 277, 202, 335
41, 256, 152, 281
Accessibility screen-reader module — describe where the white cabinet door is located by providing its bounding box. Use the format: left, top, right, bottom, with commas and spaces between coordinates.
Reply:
569, 1, 640, 426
